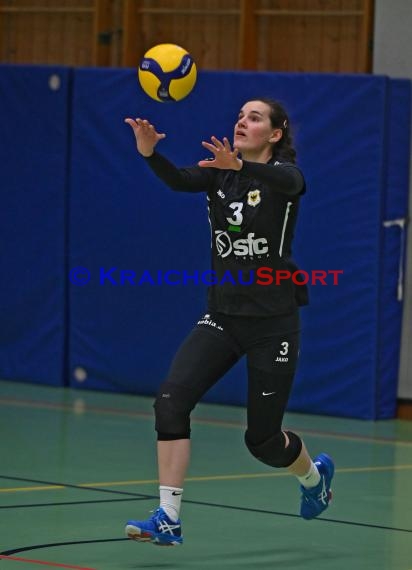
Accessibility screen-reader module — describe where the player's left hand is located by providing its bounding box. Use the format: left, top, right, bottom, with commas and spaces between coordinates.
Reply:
198, 136, 242, 170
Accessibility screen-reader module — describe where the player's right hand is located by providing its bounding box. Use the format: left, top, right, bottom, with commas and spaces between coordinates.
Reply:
124, 118, 166, 157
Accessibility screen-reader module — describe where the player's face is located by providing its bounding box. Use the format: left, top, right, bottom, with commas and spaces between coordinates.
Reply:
233, 101, 282, 155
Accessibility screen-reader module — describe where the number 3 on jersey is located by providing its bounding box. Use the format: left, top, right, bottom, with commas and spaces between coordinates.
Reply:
280, 342, 289, 355
227, 202, 243, 226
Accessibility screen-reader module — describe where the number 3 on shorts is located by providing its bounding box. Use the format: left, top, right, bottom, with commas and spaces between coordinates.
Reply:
280, 342, 289, 356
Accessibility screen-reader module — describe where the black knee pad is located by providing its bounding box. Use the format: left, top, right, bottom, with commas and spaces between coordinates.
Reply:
244, 430, 302, 468
154, 382, 199, 440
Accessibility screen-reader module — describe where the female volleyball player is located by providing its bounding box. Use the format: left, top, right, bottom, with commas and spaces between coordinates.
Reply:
124, 98, 334, 546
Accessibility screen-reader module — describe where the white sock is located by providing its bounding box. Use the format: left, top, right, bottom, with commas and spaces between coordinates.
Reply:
297, 461, 321, 488
159, 486, 183, 522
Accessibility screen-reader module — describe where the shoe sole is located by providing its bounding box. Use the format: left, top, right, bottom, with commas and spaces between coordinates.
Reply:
125, 524, 183, 546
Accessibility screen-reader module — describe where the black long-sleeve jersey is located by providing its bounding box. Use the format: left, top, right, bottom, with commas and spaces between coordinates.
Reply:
144, 151, 308, 316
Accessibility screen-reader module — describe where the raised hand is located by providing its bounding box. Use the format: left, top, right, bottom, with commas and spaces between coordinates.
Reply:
198, 136, 242, 170
124, 118, 166, 157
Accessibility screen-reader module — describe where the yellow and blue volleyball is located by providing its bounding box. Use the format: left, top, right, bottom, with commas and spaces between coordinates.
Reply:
138, 43, 197, 102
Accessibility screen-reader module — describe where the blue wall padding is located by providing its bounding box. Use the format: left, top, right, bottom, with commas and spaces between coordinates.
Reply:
67, 69, 410, 418
279, 74, 388, 419
68, 69, 209, 393
377, 79, 411, 417
0, 65, 410, 418
0, 65, 70, 386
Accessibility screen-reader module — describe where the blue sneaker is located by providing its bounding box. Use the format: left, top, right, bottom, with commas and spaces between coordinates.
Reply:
125, 507, 183, 546
300, 453, 334, 520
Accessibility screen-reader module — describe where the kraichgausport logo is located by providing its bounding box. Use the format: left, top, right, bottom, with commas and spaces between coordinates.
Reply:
69, 267, 343, 287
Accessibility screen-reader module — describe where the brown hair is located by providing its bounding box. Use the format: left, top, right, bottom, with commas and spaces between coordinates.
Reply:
249, 97, 297, 163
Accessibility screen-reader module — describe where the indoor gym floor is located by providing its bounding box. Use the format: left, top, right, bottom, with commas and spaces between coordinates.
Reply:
0, 380, 411, 570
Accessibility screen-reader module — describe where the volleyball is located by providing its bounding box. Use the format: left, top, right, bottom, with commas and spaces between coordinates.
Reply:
138, 43, 197, 102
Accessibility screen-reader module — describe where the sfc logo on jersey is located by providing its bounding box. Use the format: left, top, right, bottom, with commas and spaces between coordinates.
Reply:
247, 189, 261, 207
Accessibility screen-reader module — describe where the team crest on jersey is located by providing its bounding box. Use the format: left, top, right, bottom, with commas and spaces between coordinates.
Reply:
247, 189, 261, 207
